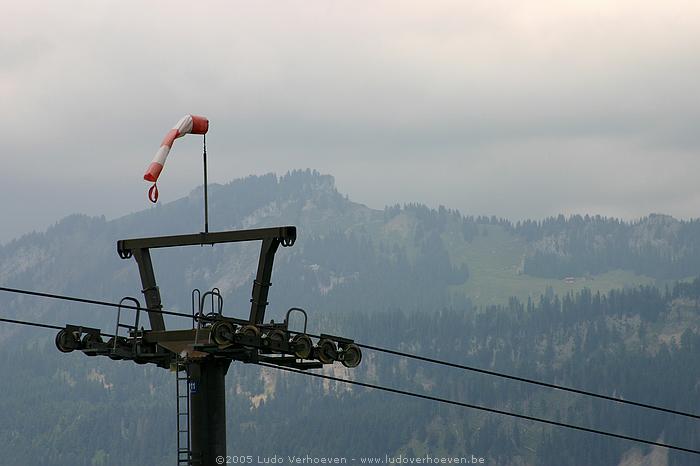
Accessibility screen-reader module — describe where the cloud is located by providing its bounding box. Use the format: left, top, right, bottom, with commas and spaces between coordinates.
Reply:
1, 0, 700, 241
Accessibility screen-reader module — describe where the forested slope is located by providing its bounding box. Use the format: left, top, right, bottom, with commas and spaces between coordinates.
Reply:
0, 170, 698, 465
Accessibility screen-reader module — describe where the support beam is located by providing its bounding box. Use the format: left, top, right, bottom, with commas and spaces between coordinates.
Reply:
132, 248, 166, 331
249, 238, 280, 324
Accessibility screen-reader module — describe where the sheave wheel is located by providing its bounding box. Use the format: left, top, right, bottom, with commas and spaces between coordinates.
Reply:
291, 334, 313, 359
340, 343, 362, 368
316, 338, 338, 364
55, 329, 78, 353
212, 321, 235, 345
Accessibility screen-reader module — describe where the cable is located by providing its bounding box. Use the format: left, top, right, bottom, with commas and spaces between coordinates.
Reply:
285, 328, 700, 421
256, 362, 700, 456
2, 286, 699, 452
352, 341, 700, 421
0, 317, 63, 331
0, 316, 115, 338
2, 285, 699, 420
3, 303, 697, 457
3, 309, 696, 455
0, 286, 194, 319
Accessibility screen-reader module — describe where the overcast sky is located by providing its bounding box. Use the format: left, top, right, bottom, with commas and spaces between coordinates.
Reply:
1, 1, 699, 242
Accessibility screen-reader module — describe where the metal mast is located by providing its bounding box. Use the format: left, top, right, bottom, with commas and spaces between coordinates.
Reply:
55, 226, 362, 465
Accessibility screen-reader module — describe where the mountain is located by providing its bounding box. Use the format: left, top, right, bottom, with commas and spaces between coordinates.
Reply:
3, 170, 698, 315
0, 169, 698, 465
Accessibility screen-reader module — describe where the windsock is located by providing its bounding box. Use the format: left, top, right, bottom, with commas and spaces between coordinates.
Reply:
144, 114, 209, 202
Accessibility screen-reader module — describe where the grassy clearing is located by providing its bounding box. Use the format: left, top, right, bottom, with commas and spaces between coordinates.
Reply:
443, 224, 655, 306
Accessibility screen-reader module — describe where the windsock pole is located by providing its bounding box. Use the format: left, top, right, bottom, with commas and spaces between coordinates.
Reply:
203, 134, 209, 233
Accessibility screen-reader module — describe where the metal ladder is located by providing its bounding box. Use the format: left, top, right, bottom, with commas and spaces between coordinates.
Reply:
176, 361, 192, 465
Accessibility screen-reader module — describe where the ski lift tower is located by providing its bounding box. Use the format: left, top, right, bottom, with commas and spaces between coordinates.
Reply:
55, 225, 362, 465
53, 115, 362, 465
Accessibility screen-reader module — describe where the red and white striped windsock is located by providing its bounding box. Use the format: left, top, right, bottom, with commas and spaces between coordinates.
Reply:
144, 114, 209, 202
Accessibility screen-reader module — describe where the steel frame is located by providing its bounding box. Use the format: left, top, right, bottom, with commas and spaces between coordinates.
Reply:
56, 225, 360, 466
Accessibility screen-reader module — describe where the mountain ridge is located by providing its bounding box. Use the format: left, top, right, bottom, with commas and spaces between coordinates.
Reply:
1, 169, 698, 313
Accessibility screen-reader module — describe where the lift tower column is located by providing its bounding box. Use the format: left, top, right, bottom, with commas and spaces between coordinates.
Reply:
188, 358, 230, 464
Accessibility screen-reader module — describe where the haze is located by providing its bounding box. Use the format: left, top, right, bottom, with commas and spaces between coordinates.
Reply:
1, 0, 699, 242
